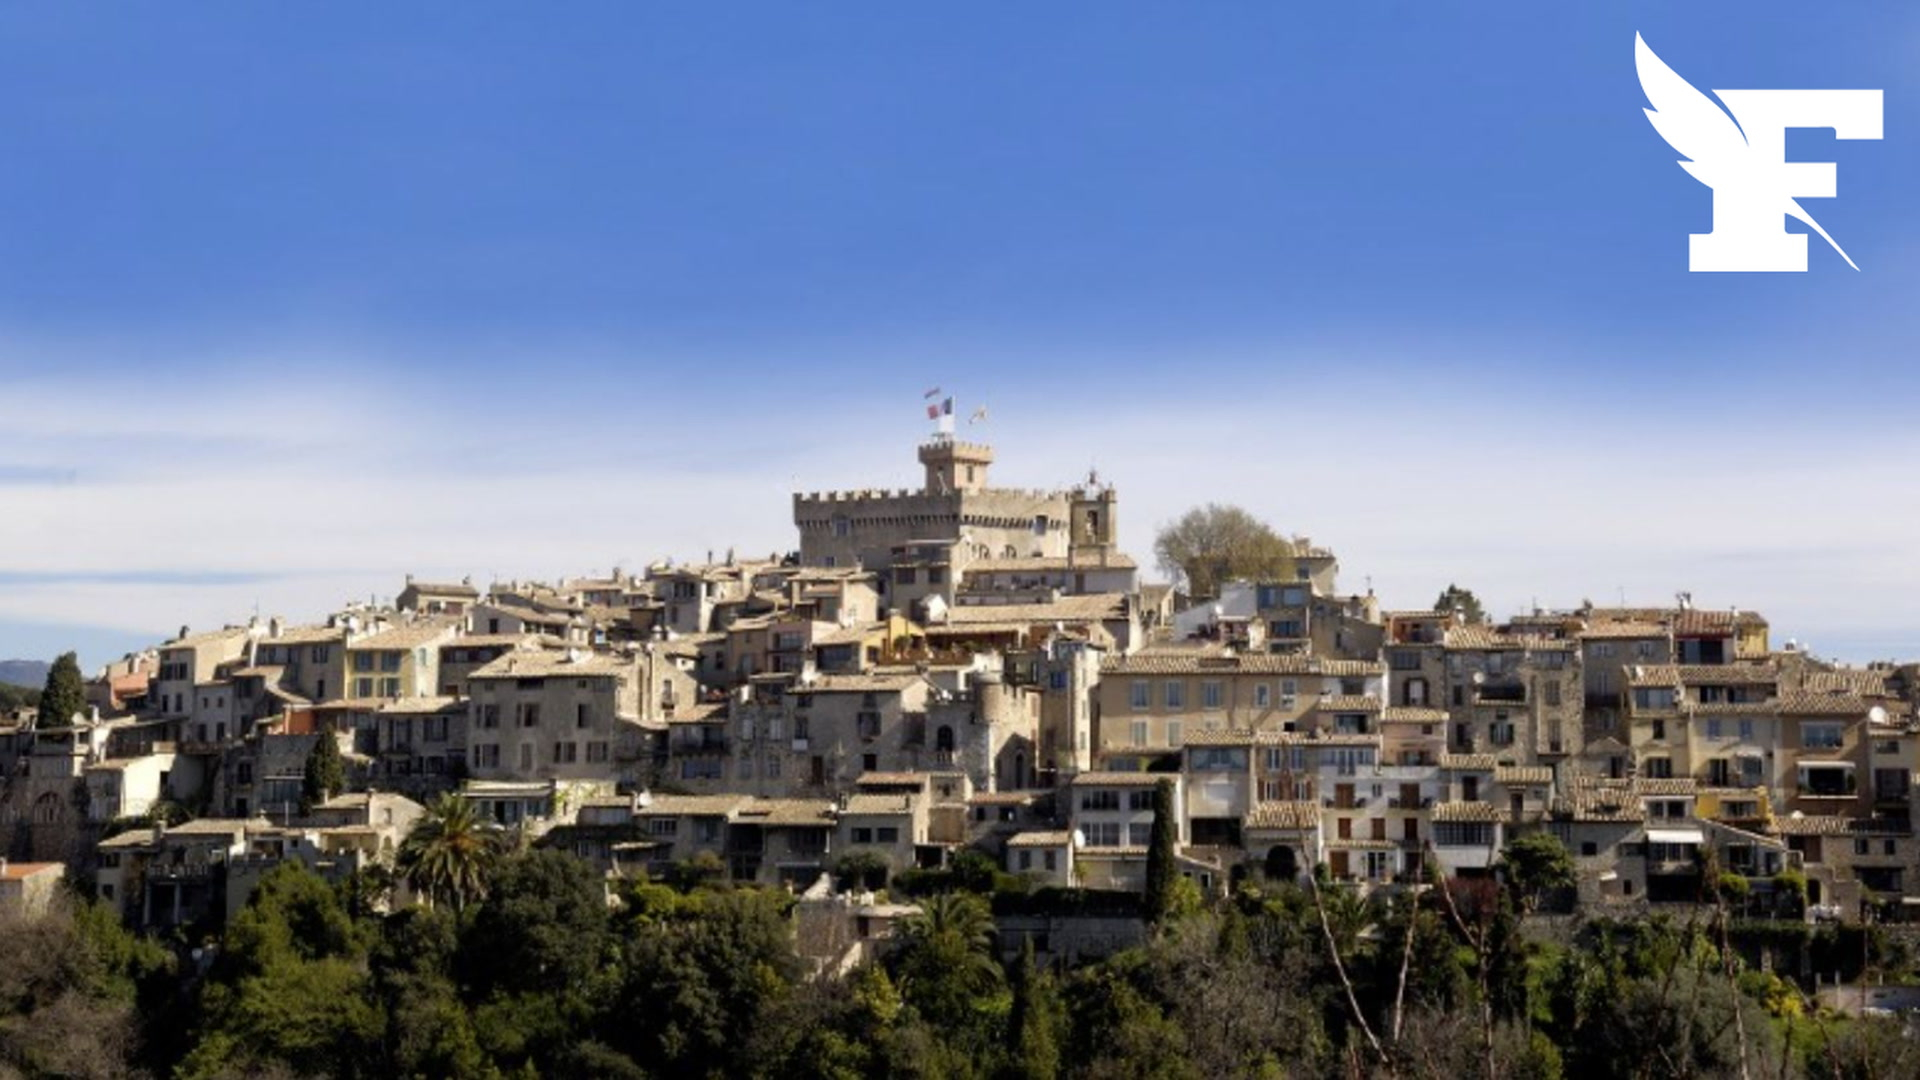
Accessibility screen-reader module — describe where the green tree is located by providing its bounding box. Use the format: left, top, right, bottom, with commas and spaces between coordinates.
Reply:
398, 794, 504, 911
1433, 584, 1487, 624
894, 891, 1003, 1033
1152, 504, 1296, 600
1143, 779, 1178, 924
460, 848, 610, 999
37, 651, 85, 727
178, 863, 383, 1080
1006, 939, 1064, 1080
299, 730, 346, 816
1500, 831, 1576, 915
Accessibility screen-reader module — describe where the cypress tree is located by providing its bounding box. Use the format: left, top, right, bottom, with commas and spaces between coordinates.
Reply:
1143, 778, 1177, 923
301, 728, 346, 815
38, 651, 85, 727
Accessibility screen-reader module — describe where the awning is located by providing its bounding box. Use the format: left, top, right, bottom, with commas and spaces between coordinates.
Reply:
1647, 827, 1705, 845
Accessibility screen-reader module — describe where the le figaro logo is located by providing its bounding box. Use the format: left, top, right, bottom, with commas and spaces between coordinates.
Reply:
1636, 33, 1881, 272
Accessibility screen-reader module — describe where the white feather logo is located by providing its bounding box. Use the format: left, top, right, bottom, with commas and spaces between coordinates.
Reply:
1635, 33, 1860, 271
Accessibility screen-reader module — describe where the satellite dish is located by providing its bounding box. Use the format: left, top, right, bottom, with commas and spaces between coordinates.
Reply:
1870, 705, 1889, 726
1472, 672, 1486, 685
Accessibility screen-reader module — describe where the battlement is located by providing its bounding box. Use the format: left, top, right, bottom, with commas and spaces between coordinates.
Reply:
918, 438, 993, 461
794, 486, 1070, 506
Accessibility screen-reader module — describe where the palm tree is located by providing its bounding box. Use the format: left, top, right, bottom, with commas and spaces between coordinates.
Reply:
397, 794, 503, 911
895, 891, 1002, 1025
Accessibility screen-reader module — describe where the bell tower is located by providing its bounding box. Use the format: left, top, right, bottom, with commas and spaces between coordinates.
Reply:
1068, 470, 1118, 563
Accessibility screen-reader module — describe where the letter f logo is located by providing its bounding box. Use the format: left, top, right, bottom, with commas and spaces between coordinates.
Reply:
1637, 33, 1881, 272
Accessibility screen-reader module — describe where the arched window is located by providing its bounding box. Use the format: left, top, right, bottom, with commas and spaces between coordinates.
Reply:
33, 791, 62, 824
936, 725, 955, 752
1002, 545, 1017, 558
1033, 515, 1049, 536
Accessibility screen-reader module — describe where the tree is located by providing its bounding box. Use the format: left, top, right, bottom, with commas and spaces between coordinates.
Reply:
459, 849, 610, 999
893, 891, 1003, 1033
1143, 779, 1178, 924
38, 651, 85, 727
1500, 831, 1576, 915
1153, 504, 1296, 600
1433, 584, 1486, 624
299, 730, 345, 816
397, 794, 504, 911
1007, 938, 1064, 1080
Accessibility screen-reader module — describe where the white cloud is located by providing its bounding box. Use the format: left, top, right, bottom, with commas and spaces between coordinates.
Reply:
4, 334, 1919, 667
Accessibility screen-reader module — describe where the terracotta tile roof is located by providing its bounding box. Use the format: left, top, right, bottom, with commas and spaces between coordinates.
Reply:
854, 772, 932, 788
1771, 814, 1855, 837
1104, 653, 1381, 677
1496, 765, 1553, 786
943, 593, 1130, 624
1007, 830, 1074, 847
1444, 626, 1577, 651
737, 799, 834, 826
841, 793, 914, 816
263, 625, 349, 646
1432, 801, 1505, 823
159, 626, 252, 651
1440, 753, 1498, 771
1560, 780, 1644, 822
1631, 664, 1779, 687
1316, 695, 1381, 713
470, 650, 632, 680
1634, 778, 1698, 796
1803, 669, 1892, 697
1578, 621, 1670, 641
1778, 691, 1874, 717
637, 795, 748, 817
1071, 772, 1169, 788
351, 622, 460, 650
403, 580, 480, 597
1245, 801, 1320, 830
1382, 706, 1449, 724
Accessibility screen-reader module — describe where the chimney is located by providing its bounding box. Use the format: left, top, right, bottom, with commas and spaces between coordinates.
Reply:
178, 624, 190, 641
269, 616, 285, 639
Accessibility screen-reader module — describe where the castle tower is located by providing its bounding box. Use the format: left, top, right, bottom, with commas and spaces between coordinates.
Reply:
1069, 473, 1119, 564
918, 438, 993, 495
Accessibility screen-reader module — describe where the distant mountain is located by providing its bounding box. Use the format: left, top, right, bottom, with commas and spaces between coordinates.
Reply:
0, 659, 49, 688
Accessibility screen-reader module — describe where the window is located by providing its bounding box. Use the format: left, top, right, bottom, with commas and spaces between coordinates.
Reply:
1803, 723, 1844, 750
852, 827, 873, 843
355, 677, 374, 697
1706, 719, 1723, 739
876, 827, 899, 843
1164, 681, 1184, 709
1255, 684, 1271, 708
1201, 681, 1222, 709
1128, 823, 1152, 846
1281, 679, 1298, 700
1593, 643, 1615, 659
1082, 790, 1121, 811
481, 705, 500, 729
1127, 789, 1154, 811
1581, 841, 1598, 856
588, 742, 608, 763
1130, 681, 1149, 710
1130, 720, 1148, 747
519, 745, 533, 770
1166, 720, 1184, 747
1082, 822, 1122, 847
471, 744, 499, 768
738, 756, 754, 779
552, 742, 577, 764
1636, 641, 1656, 659
519, 704, 541, 728
649, 817, 678, 837
766, 755, 781, 779
1545, 682, 1561, 707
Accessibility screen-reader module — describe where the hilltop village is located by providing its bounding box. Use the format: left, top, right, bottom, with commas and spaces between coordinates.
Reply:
3, 435, 1914, 932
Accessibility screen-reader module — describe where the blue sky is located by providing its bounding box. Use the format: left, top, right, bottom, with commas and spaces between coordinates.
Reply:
2, 3, 1919, 670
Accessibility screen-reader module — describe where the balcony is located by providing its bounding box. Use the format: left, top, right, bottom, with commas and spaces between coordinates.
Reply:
674, 736, 730, 756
